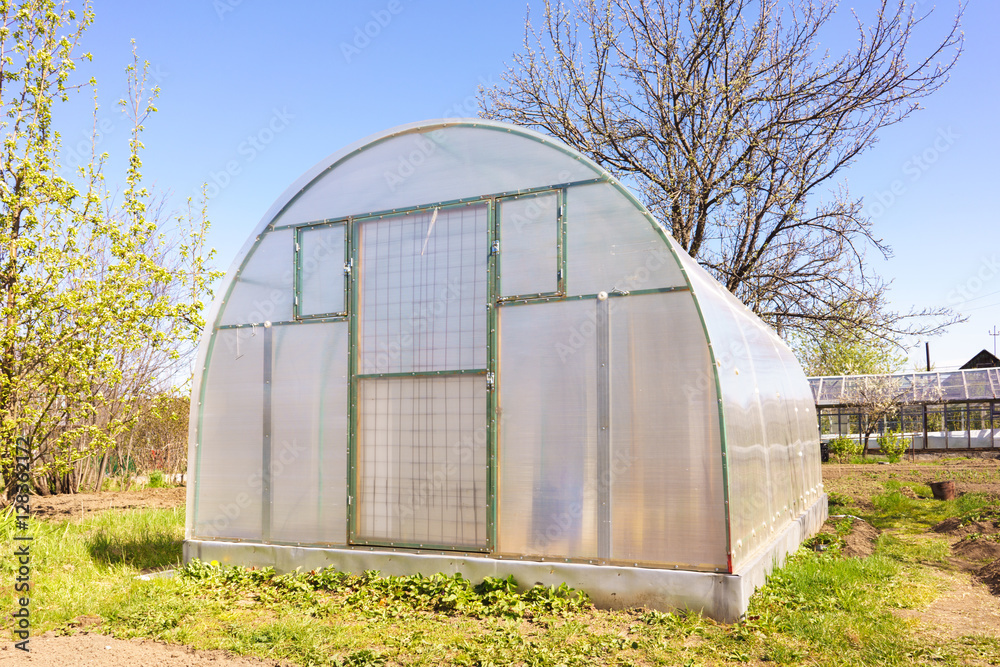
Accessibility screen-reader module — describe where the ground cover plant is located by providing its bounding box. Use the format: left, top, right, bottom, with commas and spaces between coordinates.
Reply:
2, 458, 1000, 665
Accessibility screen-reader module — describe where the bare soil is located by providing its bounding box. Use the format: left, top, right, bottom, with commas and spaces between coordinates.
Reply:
818, 516, 881, 558
825, 457, 1000, 641
26, 487, 186, 521
0, 631, 291, 666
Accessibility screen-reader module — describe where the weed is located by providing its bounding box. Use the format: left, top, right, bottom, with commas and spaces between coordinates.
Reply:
146, 470, 169, 488
877, 430, 909, 463
828, 436, 861, 463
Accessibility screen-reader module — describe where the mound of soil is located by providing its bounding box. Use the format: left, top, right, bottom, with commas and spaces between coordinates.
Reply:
980, 559, 1000, 596
842, 519, 881, 558
953, 536, 1000, 562
821, 517, 880, 558
933, 518, 1000, 538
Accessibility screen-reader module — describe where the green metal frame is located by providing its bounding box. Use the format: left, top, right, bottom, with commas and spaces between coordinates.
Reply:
357, 369, 486, 379
495, 189, 564, 301
346, 200, 496, 553
498, 286, 690, 307
347, 216, 360, 543
486, 199, 499, 552
294, 219, 349, 320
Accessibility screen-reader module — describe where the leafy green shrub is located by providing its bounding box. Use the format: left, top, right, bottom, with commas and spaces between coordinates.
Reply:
147, 470, 168, 488
876, 430, 909, 463
827, 436, 860, 463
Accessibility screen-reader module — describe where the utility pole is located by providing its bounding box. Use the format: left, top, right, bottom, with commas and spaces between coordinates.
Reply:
991, 326, 1000, 357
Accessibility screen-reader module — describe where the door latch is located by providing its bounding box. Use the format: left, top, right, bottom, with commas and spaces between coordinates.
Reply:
486, 371, 495, 391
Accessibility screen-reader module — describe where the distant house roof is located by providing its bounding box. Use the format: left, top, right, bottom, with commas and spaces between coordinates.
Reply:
960, 349, 1000, 370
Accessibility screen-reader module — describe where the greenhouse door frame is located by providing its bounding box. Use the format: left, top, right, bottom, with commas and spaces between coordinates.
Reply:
344, 200, 497, 553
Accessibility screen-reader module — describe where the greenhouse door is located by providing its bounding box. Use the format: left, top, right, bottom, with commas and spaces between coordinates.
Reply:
350, 203, 491, 551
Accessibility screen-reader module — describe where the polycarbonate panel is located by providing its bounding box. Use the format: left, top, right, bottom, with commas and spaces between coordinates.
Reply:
358, 205, 487, 374
299, 224, 345, 317
808, 378, 821, 401
939, 373, 967, 401
271, 126, 600, 227
269, 322, 349, 545
355, 376, 487, 548
678, 250, 822, 569
499, 193, 559, 297
565, 183, 685, 296
964, 370, 992, 400
498, 300, 599, 559
608, 293, 727, 568
219, 230, 294, 326
194, 328, 264, 540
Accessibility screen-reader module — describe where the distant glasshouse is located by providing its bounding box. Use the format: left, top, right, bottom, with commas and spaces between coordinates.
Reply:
809, 368, 1000, 450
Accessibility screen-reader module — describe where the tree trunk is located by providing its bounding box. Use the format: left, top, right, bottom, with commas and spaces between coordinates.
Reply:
94, 449, 110, 494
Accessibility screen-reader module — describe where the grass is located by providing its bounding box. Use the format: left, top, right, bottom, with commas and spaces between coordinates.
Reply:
2, 462, 1000, 665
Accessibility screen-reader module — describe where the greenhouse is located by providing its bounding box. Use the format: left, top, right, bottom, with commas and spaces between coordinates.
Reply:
184, 119, 826, 622
810, 369, 1000, 451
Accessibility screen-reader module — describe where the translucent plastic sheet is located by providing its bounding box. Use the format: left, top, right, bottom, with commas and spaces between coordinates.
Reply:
269, 322, 349, 545
194, 328, 264, 540
677, 248, 820, 569
355, 375, 488, 548
565, 184, 685, 296
498, 300, 599, 559
358, 205, 487, 374
271, 127, 601, 227
219, 230, 294, 326
298, 224, 346, 317
498, 192, 559, 297
608, 293, 727, 568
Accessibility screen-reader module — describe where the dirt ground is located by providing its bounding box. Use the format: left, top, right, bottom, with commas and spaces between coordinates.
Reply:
26, 486, 187, 521
4, 458, 1000, 666
823, 456, 1000, 641
0, 632, 291, 666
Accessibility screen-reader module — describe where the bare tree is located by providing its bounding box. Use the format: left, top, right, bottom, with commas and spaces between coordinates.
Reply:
480, 0, 964, 341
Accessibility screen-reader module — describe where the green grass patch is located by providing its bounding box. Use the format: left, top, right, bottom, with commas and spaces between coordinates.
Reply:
3, 477, 999, 665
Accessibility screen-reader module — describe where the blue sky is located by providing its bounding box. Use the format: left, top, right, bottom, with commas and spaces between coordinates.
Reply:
72, 0, 998, 371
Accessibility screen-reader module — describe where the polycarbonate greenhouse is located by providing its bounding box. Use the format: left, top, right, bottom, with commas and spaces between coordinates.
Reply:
184, 119, 826, 621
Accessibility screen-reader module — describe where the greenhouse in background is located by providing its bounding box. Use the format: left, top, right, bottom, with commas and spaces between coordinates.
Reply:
184, 119, 826, 622
810, 369, 1000, 450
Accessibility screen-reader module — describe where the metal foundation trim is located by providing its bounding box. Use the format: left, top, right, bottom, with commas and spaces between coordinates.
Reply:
183, 495, 826, 623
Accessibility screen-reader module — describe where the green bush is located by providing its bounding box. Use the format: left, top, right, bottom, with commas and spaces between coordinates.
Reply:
147, 470, 168, 488
828, 436, 860, 463
877, 430, 909, 463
